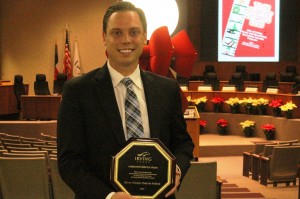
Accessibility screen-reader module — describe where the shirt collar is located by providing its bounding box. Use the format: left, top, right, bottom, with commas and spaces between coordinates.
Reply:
107, 60, 143, 90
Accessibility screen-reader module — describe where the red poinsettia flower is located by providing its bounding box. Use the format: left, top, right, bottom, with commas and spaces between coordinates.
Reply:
261, 124, 275, 132
199, 120, 207, 128
217, 119, 228, 127
211, 97, 225, 104
268, 99, 283, 108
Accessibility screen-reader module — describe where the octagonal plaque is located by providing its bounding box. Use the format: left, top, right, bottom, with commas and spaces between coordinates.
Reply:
110, 138, 176, 199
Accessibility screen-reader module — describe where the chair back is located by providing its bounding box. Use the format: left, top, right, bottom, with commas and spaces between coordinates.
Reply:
229, 72, 244, 91
286, 65, 297, 73
34, 74, 50, 95
175, 161, 219, 199
203, 65, 215, 75
0, 157, 51, 199
262, 73, 278, 92
49, 158, 75, 199
53, 73, 67, 94
13, 75, 26, 109
204, 73, 219, 91
269, 146, 300, 181
253, 142, 274, 154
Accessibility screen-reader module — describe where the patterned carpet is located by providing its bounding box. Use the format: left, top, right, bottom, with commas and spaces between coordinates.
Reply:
222, 180, 266, 198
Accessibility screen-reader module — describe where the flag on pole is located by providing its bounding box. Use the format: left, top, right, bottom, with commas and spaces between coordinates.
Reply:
63, 29, 73, 80
73, 38, 81, 77
54, 42, 59, 80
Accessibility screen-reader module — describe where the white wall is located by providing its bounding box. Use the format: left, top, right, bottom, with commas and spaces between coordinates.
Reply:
0, 0, 187, 94
0, 0, 113, 94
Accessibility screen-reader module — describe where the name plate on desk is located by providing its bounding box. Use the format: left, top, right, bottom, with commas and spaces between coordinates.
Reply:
245, 87, 258, 92
198, 85, 212, 91
111, 138, 176, 199
180, 86, 188, 91
266, 88, 279, 94
222, 85, 236, 92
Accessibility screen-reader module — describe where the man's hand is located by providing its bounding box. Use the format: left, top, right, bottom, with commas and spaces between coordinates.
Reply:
111, 192, 140, 199
164, 168, 181, 198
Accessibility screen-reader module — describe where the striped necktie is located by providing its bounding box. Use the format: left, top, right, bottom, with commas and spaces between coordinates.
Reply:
121, 77, 144, 139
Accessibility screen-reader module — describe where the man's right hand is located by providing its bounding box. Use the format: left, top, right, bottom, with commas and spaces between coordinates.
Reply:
111, 192, 139, 199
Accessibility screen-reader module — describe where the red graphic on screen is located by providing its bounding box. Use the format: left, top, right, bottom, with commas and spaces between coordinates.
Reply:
221, 0, 276, 58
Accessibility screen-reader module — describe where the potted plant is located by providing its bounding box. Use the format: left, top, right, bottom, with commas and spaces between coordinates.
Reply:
217, 119, 228, 135
199, 120, 207, 134
269, 99, 284, 117
261, 124, 276, 140
211, 97, 225, 113
280, 101, 297, 119
239, 120, 255, 137
240, 97, 255, 114
225, 97, 240, 114
194, 96, 208, 112
256, 98, 269, 115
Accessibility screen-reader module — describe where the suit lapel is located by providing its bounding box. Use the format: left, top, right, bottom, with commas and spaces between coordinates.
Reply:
141, 71, 160, 138
93, 64, 126, 147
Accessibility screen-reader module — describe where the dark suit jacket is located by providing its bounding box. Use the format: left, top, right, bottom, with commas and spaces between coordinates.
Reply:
57, 63, 194, 199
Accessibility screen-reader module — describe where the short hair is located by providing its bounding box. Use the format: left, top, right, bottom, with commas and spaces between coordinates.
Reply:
103, 1, 147, 34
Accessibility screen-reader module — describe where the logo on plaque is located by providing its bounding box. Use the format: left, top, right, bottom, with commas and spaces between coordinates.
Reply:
110, 138, 176, 199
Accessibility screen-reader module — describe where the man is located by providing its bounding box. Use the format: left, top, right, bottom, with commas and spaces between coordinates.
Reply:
57, 1, 194, 199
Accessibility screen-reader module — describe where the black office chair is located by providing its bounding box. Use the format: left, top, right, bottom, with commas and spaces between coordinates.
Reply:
13, 75, 26, 110
262, 73, 278, 92
34, 74, 50, 95
292, 76, 300, 94
248, 73, 261, 81
229, 72, 244, 91
235, 65, 248, 80
280, 65, 298, 82
202, 65, 216, 79
53, 73, 67, 94
203, 72, 219, 91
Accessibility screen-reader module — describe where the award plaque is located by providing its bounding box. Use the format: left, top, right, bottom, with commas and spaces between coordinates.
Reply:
110, 138, 176, 199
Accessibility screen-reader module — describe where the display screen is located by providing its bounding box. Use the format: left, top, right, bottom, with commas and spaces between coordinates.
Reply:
218, 0, 280, 62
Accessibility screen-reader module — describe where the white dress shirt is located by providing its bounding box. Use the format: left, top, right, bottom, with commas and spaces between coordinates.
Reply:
106, 61, 150, 199
107, 61, 150, 139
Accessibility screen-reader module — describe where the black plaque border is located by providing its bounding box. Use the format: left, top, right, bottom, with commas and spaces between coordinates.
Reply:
111, 138, 176, 199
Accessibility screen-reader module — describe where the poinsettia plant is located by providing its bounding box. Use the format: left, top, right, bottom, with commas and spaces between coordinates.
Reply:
211, 97, 225, 104
225, 97, 240, 106
217, 119, 228, 128
194, 96, 208, 105
261, 124, 275, 133
280, 101, 297, 112
240, 120, 255, 130
199, 120, 207, 128
269, 99, 284, 109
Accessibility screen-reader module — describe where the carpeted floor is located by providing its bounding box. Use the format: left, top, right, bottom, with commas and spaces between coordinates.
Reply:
222, 180, 266, 198
199, 156, 298, 199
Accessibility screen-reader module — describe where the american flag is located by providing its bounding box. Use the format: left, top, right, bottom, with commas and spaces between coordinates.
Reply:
54, 42, 59, 80
63, 29, 72, 80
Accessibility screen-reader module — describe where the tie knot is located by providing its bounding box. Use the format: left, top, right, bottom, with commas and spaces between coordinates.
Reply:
121, 77, 133, 88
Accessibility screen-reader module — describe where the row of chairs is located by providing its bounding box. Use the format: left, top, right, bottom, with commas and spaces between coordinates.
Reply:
243, 139, 300, 187
14, 73, 67, 109
0, 132, 74, 199
202, 65, 298, 82
184, 65, 300, 93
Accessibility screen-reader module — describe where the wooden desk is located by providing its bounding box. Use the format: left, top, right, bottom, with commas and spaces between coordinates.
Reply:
189, 80, 295, 94
184, 91, 300, 118
184, 106, 200, 160
189, 81, 229, 91
0, 84, 29, 115
21, 95, 62, 120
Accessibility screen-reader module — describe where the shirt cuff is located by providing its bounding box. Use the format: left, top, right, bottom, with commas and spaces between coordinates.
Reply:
105, 192, 115, 199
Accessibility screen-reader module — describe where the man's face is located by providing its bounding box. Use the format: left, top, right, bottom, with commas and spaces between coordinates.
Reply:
103, 11, 147, 72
